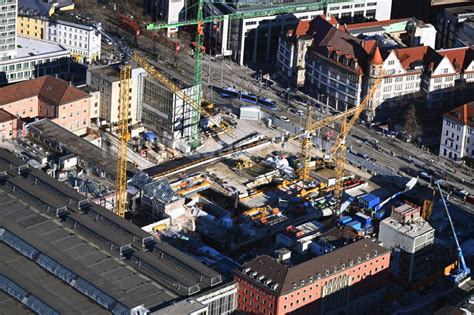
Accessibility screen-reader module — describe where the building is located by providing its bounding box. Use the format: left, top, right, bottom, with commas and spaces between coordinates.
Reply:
437, 5, 474, 48
0, 0, 17, 60
346, 18, 437, 49
439, 102, 474, 161
87, 64, 146, 127
301, 15, 474, 120
234, 239, 390, 315
141, 75, 199, 150
0, 75, 94, 135
0, 108, 19, 141
0, 35, 70, 85
391, 0, 472, 24
277, 15, 339, 87
0, 148, 223, 313
17, 13, 101, 63
151, 282, 238, 315
143, 0, 185, 37
378, 202, 435, 284
325, 0, 391, 22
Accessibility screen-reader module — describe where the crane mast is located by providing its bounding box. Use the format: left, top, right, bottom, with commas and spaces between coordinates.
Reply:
146, 0, 346, 149
115, 63, 131, 218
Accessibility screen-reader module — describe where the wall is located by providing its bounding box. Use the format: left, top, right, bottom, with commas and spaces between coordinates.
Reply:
52, 97, 92, 135
17, 16, 47, 39
0, 117, 18, 141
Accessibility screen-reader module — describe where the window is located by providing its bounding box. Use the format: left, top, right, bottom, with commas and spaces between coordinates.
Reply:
388, 60, 394, 65
367, 2, 377, 6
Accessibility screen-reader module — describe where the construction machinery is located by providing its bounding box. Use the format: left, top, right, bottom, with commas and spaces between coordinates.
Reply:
115, 47, 132, 218
114, 50, 225, 217
146, 0, 345, 149
435, 180, 470, 284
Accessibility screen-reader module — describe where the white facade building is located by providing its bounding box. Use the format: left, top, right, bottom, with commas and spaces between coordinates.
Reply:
0, 36, 70, 85
86, 64, 146, 126
439, 103, 474, 161
0, 0, 17, 60
326, 0, 391, 21
46, 18, 101, 64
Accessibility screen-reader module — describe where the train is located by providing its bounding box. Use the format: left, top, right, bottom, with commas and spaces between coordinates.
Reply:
219, 87, 277, 111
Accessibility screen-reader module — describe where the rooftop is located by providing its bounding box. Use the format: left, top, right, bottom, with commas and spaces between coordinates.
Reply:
29, 119, 137, 180
380, 217, 434, 239
14, 36, 69, 60
0, 148, 222, 312
0, 109, 16, 123
445, 5, 474, 17
18, 0, 53, 16
237, 239, 389, 296
345, 18, 409, 31
444, 103, 474, 127
150, 298, 207, 315
0, 76, 90, 106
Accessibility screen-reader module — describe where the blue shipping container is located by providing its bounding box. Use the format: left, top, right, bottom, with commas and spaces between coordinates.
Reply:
358, 194, 381, 209
338, 216, 352, 225
355, 212, 371, 227
347, 220, 362, 231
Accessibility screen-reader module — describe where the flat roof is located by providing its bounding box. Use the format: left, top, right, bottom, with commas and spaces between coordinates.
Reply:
29, 119, 137, 179
150, 298, 206, 315
380, 218, 434, 239
0, 148, 223, 311
16, 36, 69, 59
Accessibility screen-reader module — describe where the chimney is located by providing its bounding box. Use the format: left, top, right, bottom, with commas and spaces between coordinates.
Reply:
463, 104, 468, 125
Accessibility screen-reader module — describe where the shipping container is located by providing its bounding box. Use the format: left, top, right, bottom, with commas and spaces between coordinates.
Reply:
347, 220, 362, 231
355, 212, 371, 227
358, 193, 381, 209
338, 216, 352, 225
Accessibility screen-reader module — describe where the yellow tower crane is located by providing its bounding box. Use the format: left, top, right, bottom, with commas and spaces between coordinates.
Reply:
294, 75, 383, 210
114, 51, 222, 218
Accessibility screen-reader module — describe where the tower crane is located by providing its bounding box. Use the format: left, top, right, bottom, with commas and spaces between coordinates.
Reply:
436, 180, 470, 284
115, 49, 225, 217
146, 0, 346, 149
292, 75, 383, 211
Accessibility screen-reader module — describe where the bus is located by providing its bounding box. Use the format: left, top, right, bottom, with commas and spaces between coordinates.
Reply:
240, 92, 258, 104
257, 98, 277, 110
220, 87, 240, 98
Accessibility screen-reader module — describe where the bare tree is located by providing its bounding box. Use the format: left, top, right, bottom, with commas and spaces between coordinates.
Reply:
403, 103, 422, 136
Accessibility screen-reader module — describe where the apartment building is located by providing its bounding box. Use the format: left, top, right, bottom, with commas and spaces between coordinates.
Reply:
17, 13, 101, 64
234, 239, 390, 315
439, 102, 474, 161
297, 15, 474, 120
0, 108, 19, 141
0, 75, 95, 135
379, 202, 435, 284
87, 64, 146, 127
437, 5, 474, 48
0, 0, 17, 60
141, 75, 198, 150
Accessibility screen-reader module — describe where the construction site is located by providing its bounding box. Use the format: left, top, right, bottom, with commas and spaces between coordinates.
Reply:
1, 0, 473, 313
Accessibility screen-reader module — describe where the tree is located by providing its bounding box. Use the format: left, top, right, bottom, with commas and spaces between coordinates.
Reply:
403, 103, 422, 137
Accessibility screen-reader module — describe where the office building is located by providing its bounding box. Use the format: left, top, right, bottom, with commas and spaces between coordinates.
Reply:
326, 0, 391, 22
141, 75, 198, 150
378, 203, 435, 284
87, 64, 147, 127
437, 5, 474, 48
143, 0, 185, 37
234, 239, 390, 315
0, 0, 17, 61
439, 102, 474, 161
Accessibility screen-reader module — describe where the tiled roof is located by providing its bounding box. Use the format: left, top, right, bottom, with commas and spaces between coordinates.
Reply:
287, 15, 339, 38
393, 46, 431, 69
0, 76, 90, 106
438, 46, 474, 71
238, 239, 389, 296
370, 46, 383, 65
0, 109, 16, 123
444, 103, 474, 128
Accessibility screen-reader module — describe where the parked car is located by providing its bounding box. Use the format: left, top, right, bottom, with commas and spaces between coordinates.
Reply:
279, 116, 290, 122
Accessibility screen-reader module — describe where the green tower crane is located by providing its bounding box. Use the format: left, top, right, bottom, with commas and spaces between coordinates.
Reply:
146, 0, 345, 149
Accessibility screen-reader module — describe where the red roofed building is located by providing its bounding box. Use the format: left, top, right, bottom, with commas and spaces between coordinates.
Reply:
0, 76, 98, 135
439, 102, 474, 161
277, 15, 340, 87
234, 239, 390, 315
